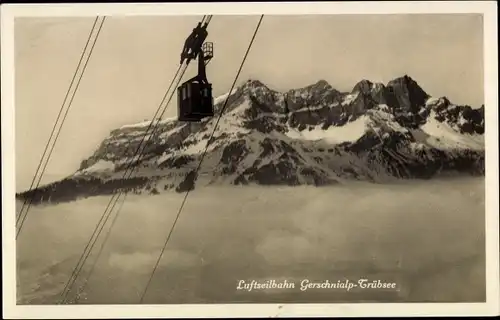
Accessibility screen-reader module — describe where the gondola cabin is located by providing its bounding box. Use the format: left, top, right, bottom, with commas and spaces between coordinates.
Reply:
177, 80, 214, 122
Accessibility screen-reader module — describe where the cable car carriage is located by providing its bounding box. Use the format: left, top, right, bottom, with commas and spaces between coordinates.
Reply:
177, 26, 215, 122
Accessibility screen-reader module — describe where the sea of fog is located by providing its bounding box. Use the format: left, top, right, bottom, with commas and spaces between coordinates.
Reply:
15, 177, 486, 304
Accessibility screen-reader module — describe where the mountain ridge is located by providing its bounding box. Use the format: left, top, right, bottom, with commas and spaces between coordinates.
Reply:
17, 75, 485, 205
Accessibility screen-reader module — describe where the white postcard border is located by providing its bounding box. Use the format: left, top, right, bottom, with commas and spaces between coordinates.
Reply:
1, 1, 498, 318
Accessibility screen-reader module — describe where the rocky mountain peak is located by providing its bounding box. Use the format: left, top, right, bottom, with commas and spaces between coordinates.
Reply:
385, 75, 430, 113
302, 79, 334, 92
240, 79, 272, 94
352, 79, 374, 94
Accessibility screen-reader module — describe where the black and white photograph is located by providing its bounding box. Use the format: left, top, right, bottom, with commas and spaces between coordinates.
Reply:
2, 1, 499, 318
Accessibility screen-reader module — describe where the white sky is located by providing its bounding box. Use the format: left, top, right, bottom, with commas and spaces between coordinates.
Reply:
14, 14, 484, 191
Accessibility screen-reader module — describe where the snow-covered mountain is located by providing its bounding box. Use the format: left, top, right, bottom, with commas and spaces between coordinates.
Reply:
18, 75, 485, 205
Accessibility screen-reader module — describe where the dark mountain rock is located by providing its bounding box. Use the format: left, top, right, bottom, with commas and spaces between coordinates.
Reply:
386, 75, 430, 113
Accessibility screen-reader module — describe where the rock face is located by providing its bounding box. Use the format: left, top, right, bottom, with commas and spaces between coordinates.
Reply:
17, 75, 485, 205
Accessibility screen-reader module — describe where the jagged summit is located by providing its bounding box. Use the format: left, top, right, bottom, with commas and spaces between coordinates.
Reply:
313, 79, 330, 87
243, 78, 268, 89
17, 75, 485, 205
352, 79, 373, 93
386, 75, 430, 113
301, 79, 334, 91
224, 75, 434, 118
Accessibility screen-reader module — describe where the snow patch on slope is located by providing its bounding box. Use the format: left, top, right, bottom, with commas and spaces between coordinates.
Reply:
79, 160, 115, 174
425, 97, 440, 106
119, 117, 176, 130
342, 92, 360, 105
284, 107, 410, 145
214, 92, 230, 106
369, 108, 408, 133
179, 98, 254, 156
420, 111, 484, 151
286, 115, 370, 144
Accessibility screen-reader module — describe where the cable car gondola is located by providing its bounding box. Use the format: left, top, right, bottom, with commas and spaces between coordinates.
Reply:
177, 23, 214, 122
